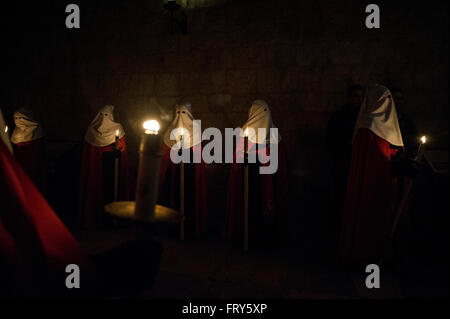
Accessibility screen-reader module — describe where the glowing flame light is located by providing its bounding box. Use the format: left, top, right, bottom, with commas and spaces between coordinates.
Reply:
420, 136, 427, 144
179, 128, 185, 142
244, 128, 249, 137
5, 125, 8, 133
116, 129, 119, 137
143, 120, 160, 135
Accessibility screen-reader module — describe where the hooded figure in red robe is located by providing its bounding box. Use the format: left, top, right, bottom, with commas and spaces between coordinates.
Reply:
10, 108, 46, 192
78, 105, 130, 229
224, 100, 288, 248
340, 84, 406, 266
0, 109, 90, 297
158, 102, 208, 238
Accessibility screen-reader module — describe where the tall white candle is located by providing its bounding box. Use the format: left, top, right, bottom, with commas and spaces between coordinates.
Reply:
244, 128, 249, 251
135, 120, 162, 220
415, 135, 427, 161
113, 129, 120, 201
391, 135, 428, 239
180, 132, 185, 241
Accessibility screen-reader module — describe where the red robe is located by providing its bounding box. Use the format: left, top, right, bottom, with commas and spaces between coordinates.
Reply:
158, 143, 208, 237
340, 128, 402, 265
13, 138, 46, 192
0, 138, 88, 296
78, 137, 130, 229
224, 137, 288, 243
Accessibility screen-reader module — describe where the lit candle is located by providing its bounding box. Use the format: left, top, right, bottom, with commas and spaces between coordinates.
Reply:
5, 125, 8, 134
113, 129, 120, 202
244, 128, 249, 153
179, 127, 185, 241
135, 120, 163, 220
144, 120, 160, 135
415, 135, 427, 161
115, 130, 119, 150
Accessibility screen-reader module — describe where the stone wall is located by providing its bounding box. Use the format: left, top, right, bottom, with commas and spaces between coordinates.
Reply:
2, 0, 449, 200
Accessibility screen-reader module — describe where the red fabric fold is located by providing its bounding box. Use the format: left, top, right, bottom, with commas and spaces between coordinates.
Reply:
0, 138, 88, 292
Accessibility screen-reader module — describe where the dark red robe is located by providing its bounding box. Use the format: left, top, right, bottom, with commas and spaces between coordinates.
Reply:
340, 128, 402, 265
0, 138, 89, 296
224, 137, 288, 245
78, 137, 130, 229
158, 143, 208, 238
13, 138, 46, 192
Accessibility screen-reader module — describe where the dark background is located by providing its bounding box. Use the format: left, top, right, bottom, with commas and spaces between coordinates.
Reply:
0, 0, 448, 298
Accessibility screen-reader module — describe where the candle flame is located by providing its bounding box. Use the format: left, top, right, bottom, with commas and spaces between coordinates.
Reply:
4, 125, 8, 133
420, 136, 427, 144
115, 129, 119, 137
244, 128, 248, 137
143, 120, 160, 134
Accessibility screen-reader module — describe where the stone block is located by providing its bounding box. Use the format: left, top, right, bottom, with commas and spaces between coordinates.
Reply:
198, 111, 225, 131
181, 95, 209, 113
227, 70, 257, 95
155, 73, 181, 96
257, 68, 281, 93
103, 74, 128, 97
190, 33, 231, 51
232, 46, 266, 69
413, 64, 447, 91
79, 74, 100, 97
208, 94, 232, 113
279, 68, 300, 93
329, 41, 366, 65
127, 74, 155, 96
320, 65, 353, 94
210, 71, 227, 93
163, 52, 187, 71
267, 94, 302, 116
229, 95, 254, 114
226, 111, 248, 129
180, 72, 211, 94
206, 50, 233, 70
296, 42, 328, 67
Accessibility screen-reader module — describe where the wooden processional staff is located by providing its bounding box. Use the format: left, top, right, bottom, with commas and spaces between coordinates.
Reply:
244, 134, 249, 251
113, 129, 120, 202
180, 134, 185, 242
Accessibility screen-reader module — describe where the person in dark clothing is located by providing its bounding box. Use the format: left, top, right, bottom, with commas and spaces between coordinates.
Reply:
391, 88, 418, 157
326, 84, 365, 248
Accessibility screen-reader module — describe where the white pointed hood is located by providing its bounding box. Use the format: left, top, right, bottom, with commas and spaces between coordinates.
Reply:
163, 102, 201, 149
354, 84, 404, 146
0, 108, 13, 153
10, 108, 44, 144
85, 105, 125, 147
241, 100, 280, 144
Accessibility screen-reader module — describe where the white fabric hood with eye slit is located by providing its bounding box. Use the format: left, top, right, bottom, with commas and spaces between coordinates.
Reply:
0, 108, 13, 153
163, 102, 202, 149
10, 108, 44, 144
84, 105, 125, 147
240, 100, 280, 144
353, 84, 404, 146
